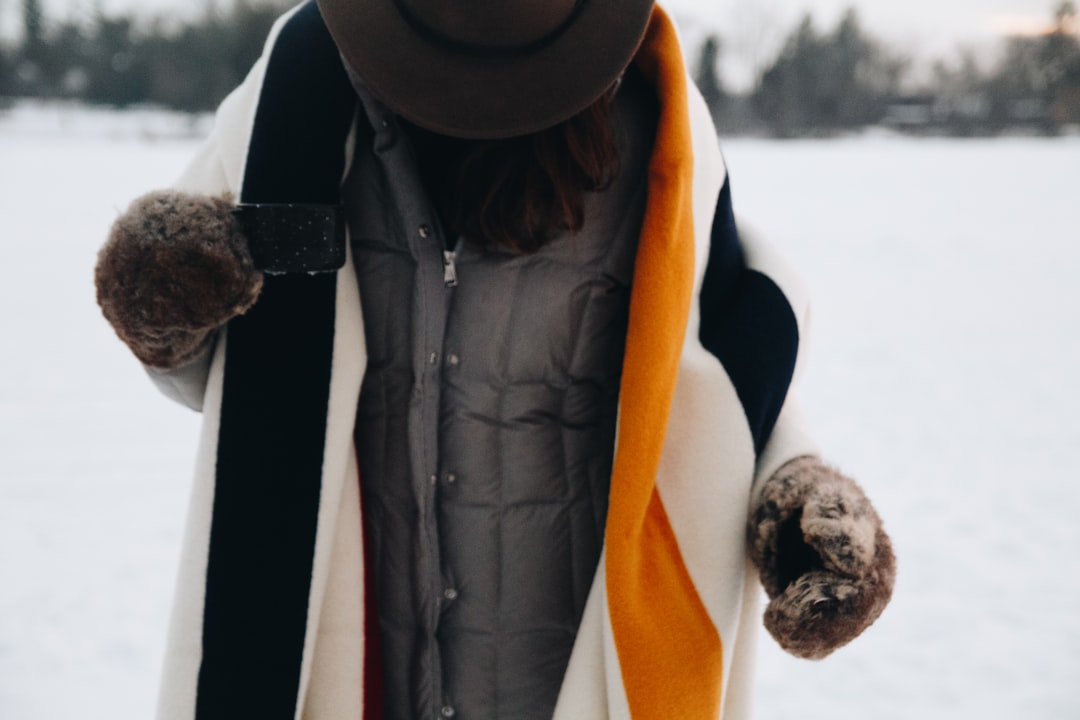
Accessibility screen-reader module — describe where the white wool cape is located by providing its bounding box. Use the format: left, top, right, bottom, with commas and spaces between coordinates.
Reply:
152, 5, 819, 719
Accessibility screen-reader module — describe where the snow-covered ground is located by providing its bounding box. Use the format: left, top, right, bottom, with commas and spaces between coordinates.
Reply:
1, 102, 1078, 719
724, 136, 1080, 719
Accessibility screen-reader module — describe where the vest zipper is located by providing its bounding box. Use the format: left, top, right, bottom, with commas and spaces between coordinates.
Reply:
443, 235, 462, 288
443, 249, 458, 287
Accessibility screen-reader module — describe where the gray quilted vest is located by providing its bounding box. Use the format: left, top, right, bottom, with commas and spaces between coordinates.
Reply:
344, 70, 658, 720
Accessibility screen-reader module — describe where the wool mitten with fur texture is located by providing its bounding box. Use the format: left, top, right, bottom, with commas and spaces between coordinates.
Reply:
748, 456, 895, 659
95, 190, 263, 369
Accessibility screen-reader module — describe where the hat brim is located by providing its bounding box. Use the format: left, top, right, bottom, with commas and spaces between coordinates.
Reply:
316, 0, 655, 139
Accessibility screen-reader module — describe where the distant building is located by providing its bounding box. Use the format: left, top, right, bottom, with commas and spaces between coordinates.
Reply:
882, 95, 935, 131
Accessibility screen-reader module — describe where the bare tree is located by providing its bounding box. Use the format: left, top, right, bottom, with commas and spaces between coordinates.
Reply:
752, 9, 903, 135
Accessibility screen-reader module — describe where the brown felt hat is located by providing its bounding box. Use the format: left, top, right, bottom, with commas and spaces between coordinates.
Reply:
316, 0, 655, 139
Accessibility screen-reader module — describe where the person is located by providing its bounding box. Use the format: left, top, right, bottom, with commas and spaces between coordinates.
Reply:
94, 2, 895, 719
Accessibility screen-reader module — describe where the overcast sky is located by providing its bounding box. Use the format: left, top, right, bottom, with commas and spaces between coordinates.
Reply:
17, 0, 1065, 42
2, 0, 1068, 86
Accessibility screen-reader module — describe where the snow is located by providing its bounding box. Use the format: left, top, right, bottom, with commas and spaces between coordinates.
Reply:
722, 136, 1080, 718
2, 103, 1078, 719
0, 102, 204, 720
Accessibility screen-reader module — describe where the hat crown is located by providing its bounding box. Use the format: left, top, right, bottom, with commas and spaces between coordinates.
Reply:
318, 0, 655, 138
395, 0, 581, 50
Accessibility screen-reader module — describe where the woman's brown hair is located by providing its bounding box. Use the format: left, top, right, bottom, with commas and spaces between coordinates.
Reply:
406, 86, 620, 254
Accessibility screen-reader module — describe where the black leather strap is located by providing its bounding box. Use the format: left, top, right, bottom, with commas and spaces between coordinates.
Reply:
232, 203, 345, 274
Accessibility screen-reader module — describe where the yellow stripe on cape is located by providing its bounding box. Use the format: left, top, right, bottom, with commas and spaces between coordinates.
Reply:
606, 7, 724, 719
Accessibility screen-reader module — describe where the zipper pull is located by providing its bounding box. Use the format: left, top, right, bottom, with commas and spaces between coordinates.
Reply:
443, 249, 458, 287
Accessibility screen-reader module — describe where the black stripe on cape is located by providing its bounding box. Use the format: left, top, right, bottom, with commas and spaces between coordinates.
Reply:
196, 3, 357, 718
700, 177, 800, 455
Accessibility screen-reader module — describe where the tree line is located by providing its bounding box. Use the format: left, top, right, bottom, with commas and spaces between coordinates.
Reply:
694, 2, 1080, 136
2, 0, 288, 111
3, 0, 1080, 135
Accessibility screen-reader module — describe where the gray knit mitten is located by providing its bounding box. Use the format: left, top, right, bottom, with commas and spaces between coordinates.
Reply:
748, 456, 896, 659
95, 190, 263, 369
